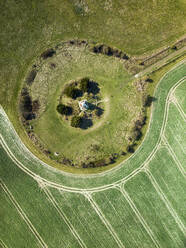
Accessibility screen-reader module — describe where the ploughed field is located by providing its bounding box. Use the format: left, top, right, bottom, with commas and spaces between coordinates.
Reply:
0, 63, 185, 248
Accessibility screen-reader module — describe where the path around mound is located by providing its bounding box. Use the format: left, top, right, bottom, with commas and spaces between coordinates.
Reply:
0, 60, 185, 192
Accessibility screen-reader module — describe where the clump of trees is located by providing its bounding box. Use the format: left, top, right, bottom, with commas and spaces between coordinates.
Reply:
90, 44, 129, 60
131, 116, 146, 141
81, 155, 115, 168
20, 88, 34, 120
127, 115, 147, 154
57, 104, 73, 115
71, 115, 82, 128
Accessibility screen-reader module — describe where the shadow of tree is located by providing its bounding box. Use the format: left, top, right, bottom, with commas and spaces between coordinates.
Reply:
144, 95, 157, 107
88, 80, 100, 95
80, 118, 93, 129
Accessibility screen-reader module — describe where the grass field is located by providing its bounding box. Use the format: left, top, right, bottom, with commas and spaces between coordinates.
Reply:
0, 62, 185, 247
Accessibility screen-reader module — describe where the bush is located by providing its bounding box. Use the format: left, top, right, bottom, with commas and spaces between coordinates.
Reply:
57, 104, 72, 115
132, 128, 142, 141
41, 48, 56, 59
127, 145, 135, 153
79, 78, 90, 92
71, 116, 82, 128
64, 85, 81, 99
26, 70, 37, 85
144, 95, 155, 107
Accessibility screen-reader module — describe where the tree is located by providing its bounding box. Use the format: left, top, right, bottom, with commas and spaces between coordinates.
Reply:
57, 104, 72, 115
71, 116, 82, 128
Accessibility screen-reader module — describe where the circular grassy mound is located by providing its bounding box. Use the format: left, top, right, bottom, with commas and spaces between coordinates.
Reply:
19, 41, 146, 169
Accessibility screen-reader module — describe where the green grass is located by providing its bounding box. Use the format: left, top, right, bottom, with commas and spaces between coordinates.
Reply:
92, 188, 155, 248
164, 102, 186, 171
174, 80, 186, 114
0, 63, 185, 180
124, 172, 186, 248
148, 147, 186, 226
0, 147, 81, 248
0, 186, 39, 248
49, 189, 118, 248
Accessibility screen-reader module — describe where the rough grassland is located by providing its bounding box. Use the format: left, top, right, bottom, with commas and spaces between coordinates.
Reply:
0, 62, 185, 247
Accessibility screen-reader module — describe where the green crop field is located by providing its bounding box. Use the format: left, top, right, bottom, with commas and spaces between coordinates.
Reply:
0, 62, 185, 247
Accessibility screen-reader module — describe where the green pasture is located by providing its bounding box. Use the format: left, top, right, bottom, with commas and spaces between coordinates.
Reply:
0, 185, 39, 248
174, 80, 186, 114
49, 189, 117, 248
92, 188, 154, 248
164, 102, 186, 171
124, 172, 185, 248
148, 147, 186, 226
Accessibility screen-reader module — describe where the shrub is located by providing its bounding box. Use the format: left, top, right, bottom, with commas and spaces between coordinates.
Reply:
64, 85, 81, 99
71, 116, 82, 128
26, 70, 37, 85
127, 145, 135, 153
132, 128, 142, 141
21, 95, 32, 112
41, 48, 56, 59
145, 78, 153, 83
171, 45, 177, 50
144, 95, 155, 107
57, 104, 72, 115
